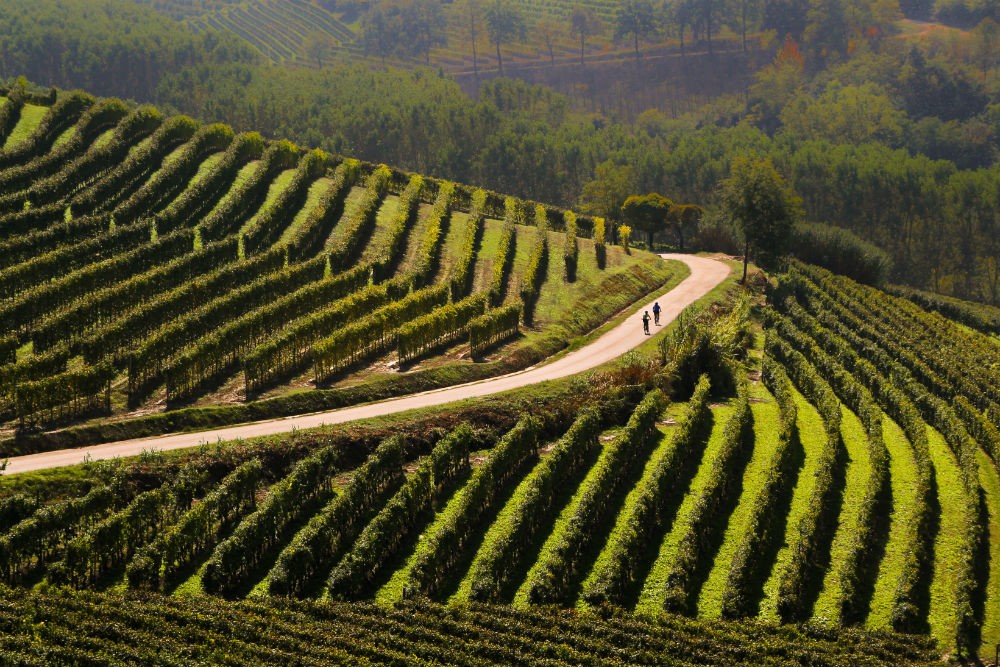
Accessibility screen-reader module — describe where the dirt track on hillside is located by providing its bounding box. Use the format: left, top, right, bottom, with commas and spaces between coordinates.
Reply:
2, 254, 730, 476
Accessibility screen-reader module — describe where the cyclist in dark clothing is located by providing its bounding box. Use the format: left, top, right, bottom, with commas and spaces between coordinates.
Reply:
652, 302, 661, 325
642, 311, 651, 335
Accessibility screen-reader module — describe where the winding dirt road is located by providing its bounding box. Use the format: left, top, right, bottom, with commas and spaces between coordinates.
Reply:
2, 254, 730, 476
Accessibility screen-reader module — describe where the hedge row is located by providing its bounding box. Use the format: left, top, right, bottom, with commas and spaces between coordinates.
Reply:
411, 181, 455, 287
371, 173, 423, 281
524, 389, 667, 605
328, 164, 391, 271
403, 415, 540, 600
327, 424, 473, 600
775, 290, 936, 632
111, 123, 235, 227
449, 189, 486, 299
202, 446, 340, 597
764, 327, 845, 623
242, 275, 412, 394
582, 377, 711, 608
311, 284, 450, 384
0, 226, 195, 337
488, 197, 519, 306
0, 91, 101, 176
14, 361, 116, 427
77, 240, 266, 365
464, 411, 602, 603
69, 114, 199, 216
661, 369, 753, 614
0, 485, 116, 584
165, 262, 368, 402
0, 105, 162, 215
267, 437, 405, 598
594, 216, 607, 269
777, 269, 987, 654
468, 301, 521, 357
564, 210, 579, 282
127, 459, 264, 591
721, 356, 800, 618
154, 131, 265, 236
54, 483, 186, 588
127, 251, 324, 399
397, 294, 488, 365
242, 149, 330, 256
520, 205, 550, 326
32, 236, 239, 355
199, 139, 299, 242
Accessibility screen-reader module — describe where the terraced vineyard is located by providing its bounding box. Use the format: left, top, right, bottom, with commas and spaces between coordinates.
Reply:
3, 259, 998, 663
1, 84, 998, 666
139, 0, 672, 69
0, 88, 674, 446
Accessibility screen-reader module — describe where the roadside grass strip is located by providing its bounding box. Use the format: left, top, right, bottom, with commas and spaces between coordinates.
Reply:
926, 426, 968, 654
579, 379, 711, 611
977, 450, 1000, 655
866, 417, 921, 630
758, 389, 827, 622
450, 410, 602, 605
697, 380, 782, 619
811, 406, 872, 625
634, 402, 736, 614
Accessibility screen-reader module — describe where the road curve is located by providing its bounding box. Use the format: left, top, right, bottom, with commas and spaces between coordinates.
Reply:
2, 254, 730, 476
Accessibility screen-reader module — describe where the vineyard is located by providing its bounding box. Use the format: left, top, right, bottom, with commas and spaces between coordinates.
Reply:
0, 88, 676, 449
138, 0, 696, 70
2, 82, 999, 665
1, 256, 999, 663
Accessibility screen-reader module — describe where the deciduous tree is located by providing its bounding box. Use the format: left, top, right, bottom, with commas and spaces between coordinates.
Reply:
718, 156, 802, 282
622, 192, 673, 249
570, 7, 603, 66
615, 0, 659, 64
484, 0, 527, 76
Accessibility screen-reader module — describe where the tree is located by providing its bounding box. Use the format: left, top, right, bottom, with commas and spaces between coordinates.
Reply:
718, 156, 802, 283
535, 18, 561, 65
615, 0, 659, 64
580, 160, 637, 241
666, 203, 703, 251
361, 2, 402, 68
570, 7, 603, 66
403, 0, 448, 65
483, 0, 527, 76
303, 31, 335, 68
622, 193, 673, 249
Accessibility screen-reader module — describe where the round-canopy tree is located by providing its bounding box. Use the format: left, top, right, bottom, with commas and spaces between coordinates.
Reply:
622, 192, 673, 250
718, 155, 802, 283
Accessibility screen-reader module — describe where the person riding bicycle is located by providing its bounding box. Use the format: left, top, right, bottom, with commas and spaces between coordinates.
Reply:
642, 310, 651, 335
652, 302, 661, 326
